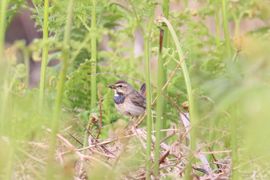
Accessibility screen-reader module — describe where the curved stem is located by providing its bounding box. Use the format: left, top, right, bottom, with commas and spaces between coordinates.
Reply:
157, 16, 197, 178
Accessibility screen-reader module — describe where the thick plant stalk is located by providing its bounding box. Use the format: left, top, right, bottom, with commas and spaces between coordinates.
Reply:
90, 0, 97, 109
144, 19, 153, 180
0, 0, 9, 59
222, 0, 231, 57
153, 28, 165, 177
47, 0, 74, 177
39, 0, 49, 107
157, 17, 197, 178
161, 0, 169, 134
153, 1, 169, 173
162, 0, 169, 47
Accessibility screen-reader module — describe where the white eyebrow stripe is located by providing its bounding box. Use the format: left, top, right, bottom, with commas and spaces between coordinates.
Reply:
116, 84, 125, 87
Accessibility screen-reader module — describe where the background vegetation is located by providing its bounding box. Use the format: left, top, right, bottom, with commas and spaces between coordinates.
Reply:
0, 0, 270, 179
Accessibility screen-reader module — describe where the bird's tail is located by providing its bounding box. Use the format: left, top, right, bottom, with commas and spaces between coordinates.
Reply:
140, 83, 146, 97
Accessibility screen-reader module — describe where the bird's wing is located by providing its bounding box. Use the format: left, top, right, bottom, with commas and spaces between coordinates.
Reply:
129, 91, 146, 109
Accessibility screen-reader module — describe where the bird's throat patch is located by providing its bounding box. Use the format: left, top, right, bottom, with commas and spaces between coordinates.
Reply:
114, 93, 125, 104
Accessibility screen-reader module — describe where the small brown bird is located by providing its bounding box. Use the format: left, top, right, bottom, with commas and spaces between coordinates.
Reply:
108, 80, 146, 117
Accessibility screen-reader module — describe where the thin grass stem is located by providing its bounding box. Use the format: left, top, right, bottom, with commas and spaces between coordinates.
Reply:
82, 0, 97, 154
161, 0, 169, 136
144, 17, 154, 180
222, 0, 231, 57
231, 106, 239, 180
47, 0, 74, 178
0, 0, 9, 59
215, 6, 221, 46
0, 0, 9, 131
90, 0, 97, 110
39, 0, 49, 108
153, 28, 165, 177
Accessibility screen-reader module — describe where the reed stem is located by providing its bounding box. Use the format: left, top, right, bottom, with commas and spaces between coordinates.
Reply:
222, 0, 231, 57
0, 0, 9, 59
39, 0, 49, 107
231, 106, 239, 180
153, 28, 165, 177
153, 0, 170, 171
144, 18, 154, 180
90, 0, 97, 110
82, 0, 98, 154
47, 0, 74, 177
162, 0, 169, 47
52, 0, 73, 129
161, 0, 169, 135
0, 0, 9, 132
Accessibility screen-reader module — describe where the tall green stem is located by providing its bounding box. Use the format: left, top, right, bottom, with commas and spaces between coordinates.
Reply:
82, 0, 97, 153
231, 106, 239, 180
0, 0, 9, 59
161, 0, 169, 134
39, 0, 49, 107
90, 0, 97, 110
162, 0, 169, 47
144, 18, 154, 180
222, 0, 231, 57
0, 0, 9, 132
157, 17, 197, 178
153, 28, 165, 177
53, 0, 74, 129
153, 2, 170, 176
47, 0, 74, 177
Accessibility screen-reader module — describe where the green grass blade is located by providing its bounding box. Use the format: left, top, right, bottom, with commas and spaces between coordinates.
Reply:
0, 0, 9, 59
39, 0, 49, 108
144, 19, 153, 180
90, 0, 97, 110
47, 0, 74, 178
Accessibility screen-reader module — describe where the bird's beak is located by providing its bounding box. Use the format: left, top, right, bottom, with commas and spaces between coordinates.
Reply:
108, 84, 116, 89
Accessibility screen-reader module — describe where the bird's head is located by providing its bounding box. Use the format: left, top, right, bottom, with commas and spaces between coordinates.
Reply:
108, 80, 133, 95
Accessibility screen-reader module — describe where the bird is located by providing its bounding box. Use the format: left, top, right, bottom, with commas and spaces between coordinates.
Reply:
108, 80, 146, 117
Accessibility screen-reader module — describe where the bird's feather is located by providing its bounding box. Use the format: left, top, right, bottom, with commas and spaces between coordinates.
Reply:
129, 91, 146, 109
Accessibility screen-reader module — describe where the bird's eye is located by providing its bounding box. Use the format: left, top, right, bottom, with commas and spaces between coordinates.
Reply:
118, 85, 122, 88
